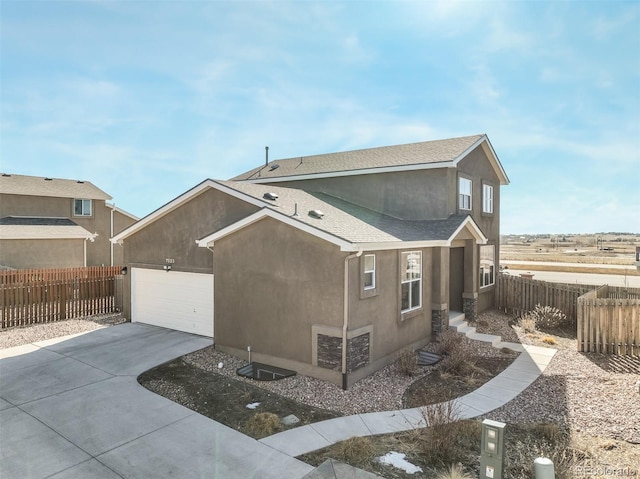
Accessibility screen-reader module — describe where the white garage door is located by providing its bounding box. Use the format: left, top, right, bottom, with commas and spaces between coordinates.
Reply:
131, 268, 214, 337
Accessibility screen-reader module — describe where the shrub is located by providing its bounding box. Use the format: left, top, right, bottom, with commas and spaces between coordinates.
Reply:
396, 348, 417, 376
439, 340, 472, 376
519, 315, 537, 333
244, 412, 281, 438
436, 463, 475, 479
542, 336, 557, 345
332, 436, 374, 466
435, 329, 463, 356
530, 304, 568, 330
418, 401, 474, 465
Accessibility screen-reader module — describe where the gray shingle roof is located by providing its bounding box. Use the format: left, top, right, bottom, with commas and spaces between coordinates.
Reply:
231, 135, 485, 182
0, 173, 112, 200
0, 217, 78, 226
214, 180, 478, 245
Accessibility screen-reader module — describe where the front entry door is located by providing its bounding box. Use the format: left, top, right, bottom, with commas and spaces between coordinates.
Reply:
449, 247, 464, 312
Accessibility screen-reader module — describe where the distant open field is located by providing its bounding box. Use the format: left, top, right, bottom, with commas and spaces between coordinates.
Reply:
500, 234, 639, 278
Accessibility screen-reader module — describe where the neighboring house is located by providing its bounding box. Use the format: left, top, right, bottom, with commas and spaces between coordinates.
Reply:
112, 134, 509, 388
0, 173, 138, 269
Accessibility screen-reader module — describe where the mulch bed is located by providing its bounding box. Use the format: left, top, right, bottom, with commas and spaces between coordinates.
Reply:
138, 358, 340, 439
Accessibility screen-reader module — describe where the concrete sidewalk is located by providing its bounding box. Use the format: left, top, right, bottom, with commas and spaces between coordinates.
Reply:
260, 344, 556, 458
0, 323, 314, 479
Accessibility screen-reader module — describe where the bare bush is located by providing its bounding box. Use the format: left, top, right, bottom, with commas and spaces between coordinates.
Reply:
530, 304, 568, 331
519, 315, 537, 333
418, 401, 475, 465
435, 329, 464, 355
396, 348, 417, 376
439, 340, 473, 376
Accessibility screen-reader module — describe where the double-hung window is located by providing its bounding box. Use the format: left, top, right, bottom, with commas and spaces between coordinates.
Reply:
74, 199, 92, 217
480, 245, 495, 288
483, 184, 494, 214
364, 254, 375, 290
459, 177, 472, 210
401, 251, 422, 312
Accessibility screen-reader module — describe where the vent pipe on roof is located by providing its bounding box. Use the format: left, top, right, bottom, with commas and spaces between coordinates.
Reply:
293, 203, 299, 217
265, 146, 269, 166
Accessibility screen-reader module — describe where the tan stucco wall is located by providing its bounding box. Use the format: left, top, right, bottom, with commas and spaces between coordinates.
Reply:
0, 239, 85, 269
0, 193, 137, 268
348, 248, 432, 357
120, 188, 260, 318
457, 146, 502, 312
271, 168, 452, 220
213, 217, 345, 365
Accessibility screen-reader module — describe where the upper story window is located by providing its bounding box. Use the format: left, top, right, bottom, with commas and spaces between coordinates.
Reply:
483, 184, 494, 214
459, 177, 472, 211
74, 199, 92, 217
480, 245, 495, 288
364, 254, 376, 290
401, 251, 422, 313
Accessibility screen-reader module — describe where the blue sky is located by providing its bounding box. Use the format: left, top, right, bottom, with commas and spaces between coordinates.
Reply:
2, 0, 639, 234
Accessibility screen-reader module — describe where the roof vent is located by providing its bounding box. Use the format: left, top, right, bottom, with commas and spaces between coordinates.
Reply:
269, 164, 280, 172
77, 180, 85, 184
308, 209, 324, 219
263, 192, 279, 201
1, 173, 11, 177
44, 177, 53, 181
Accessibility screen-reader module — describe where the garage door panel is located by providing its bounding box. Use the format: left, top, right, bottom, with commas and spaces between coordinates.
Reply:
131, 268, 213, 337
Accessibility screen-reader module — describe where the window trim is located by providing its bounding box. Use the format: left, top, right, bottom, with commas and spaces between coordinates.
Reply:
479, 245, 495, 288
483, 183, 494, 214
73, 199, 92, 217
400, 251, 422, 313
459, 177, 472, 211
363, 254, 376, 290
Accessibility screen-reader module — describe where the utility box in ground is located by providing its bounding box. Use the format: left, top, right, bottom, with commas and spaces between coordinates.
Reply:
480, 419, 506, 479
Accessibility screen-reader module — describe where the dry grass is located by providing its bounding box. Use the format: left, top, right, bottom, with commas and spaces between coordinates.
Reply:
434, 329, 464, 355
396, 348, 418, 377
519, 315, 537, 333
435, 463, 475, 479
244, 412, 281, 437
542, 336, 557, 345
331, 436, 375, 466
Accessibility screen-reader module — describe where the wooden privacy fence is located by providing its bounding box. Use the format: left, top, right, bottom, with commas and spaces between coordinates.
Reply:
577, 285, 640, 355
496, 273, 595, 323
0, 266, 123, 329
0, 266, 122, 284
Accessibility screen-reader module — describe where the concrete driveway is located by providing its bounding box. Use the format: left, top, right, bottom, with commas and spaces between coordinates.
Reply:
0, 323, 314, 479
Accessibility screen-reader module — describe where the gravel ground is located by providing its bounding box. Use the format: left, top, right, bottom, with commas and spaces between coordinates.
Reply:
2, 309, 638, 448
0, 313, 126, 349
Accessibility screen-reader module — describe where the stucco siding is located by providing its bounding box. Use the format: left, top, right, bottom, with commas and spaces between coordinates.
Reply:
123, 188, 259, 273
270, 169, 452, 220
213, 217, 344, 365
348, 249, 432, 360
0, 239, 85, 268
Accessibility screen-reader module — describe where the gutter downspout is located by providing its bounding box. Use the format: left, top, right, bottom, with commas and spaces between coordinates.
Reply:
108, 203, 116, 266
206, 244, 215, 340
342, 248, 362, 390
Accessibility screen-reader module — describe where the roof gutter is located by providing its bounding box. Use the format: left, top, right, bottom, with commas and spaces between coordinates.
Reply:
342, 248, 363, 390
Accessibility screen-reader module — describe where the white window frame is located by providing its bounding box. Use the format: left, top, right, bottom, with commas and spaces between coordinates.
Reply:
483, 184, 494, 214
74, 199, 92, 217
480, 245, 495, 288
364, 254, 376, 290
401, 251, 422, 313
459, 177, 472, 211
